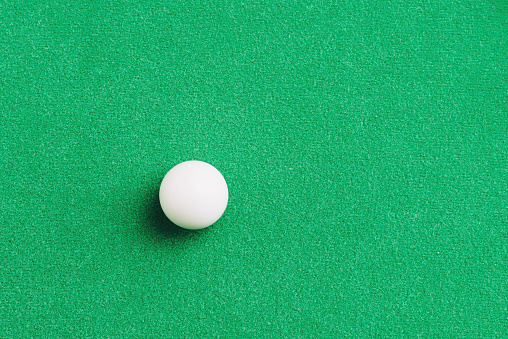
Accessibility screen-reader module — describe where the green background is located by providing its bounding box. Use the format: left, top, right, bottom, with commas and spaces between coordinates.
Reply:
1, 0, 506, 337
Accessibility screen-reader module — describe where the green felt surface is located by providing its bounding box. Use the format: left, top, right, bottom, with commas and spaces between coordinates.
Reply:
0, 0, 507, 337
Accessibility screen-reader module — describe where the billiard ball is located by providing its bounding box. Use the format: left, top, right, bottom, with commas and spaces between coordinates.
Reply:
159, 161, 229, 230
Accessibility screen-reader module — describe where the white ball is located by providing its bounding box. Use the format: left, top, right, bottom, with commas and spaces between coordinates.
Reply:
159, 160, 229, 230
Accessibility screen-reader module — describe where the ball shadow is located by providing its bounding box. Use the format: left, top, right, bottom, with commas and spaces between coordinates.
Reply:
144, 189, 207, 241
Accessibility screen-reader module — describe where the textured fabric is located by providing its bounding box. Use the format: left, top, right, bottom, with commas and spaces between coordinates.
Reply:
0, 1, 506, 337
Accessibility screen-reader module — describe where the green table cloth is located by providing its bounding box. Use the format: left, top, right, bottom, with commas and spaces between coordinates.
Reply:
1, 1, 506, 337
